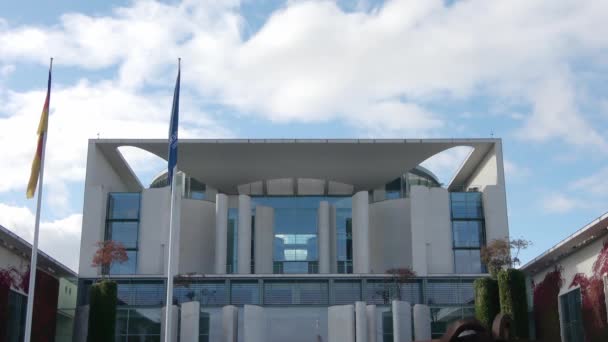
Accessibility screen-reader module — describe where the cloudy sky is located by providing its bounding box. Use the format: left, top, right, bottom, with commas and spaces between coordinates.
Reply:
0, 0, 607, 272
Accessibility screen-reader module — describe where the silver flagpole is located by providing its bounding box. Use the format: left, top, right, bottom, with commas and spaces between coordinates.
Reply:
24, 57, 52, 342
163, 168, 178, 341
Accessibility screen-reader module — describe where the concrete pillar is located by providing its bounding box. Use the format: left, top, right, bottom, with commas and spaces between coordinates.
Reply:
392, 300, 412, 342
161, 305, 179, 342
215, 193, 228, 274
180, 301, 200, 342
318, 201, 331, 273
244, 305, 266, 342
355, 301, 368, 342
72, 305, 89, 342
238, 195, 252, 274
328, 304, 355, 342
413, 304, 431, 341
366, 305, 377, 342
255, 206, 274, 274
353, 191, 370, 273
222, 305, 238, 342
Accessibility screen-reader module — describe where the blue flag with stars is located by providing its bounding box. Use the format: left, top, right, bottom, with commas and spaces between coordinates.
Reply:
167, 62, 180, 187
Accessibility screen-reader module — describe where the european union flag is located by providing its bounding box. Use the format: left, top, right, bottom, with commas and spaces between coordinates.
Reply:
167, 61, 180, 187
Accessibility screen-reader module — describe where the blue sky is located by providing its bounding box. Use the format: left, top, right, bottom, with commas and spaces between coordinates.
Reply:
0, 0, 607, 271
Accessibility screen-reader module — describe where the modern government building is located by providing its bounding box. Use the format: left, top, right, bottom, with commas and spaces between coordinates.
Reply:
75, 138, 509, 341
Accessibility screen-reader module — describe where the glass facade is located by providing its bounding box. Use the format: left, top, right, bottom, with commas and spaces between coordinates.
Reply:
382, 311, 393, 342
105, 193, 141, 275
251, 196, 352, 274
226, 208, 238, 274
450, 192, 486, 274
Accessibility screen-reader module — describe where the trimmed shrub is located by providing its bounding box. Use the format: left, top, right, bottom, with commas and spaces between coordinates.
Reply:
88, 280, 117, 342
498, 268, 529, 339
474, 277, 500, 329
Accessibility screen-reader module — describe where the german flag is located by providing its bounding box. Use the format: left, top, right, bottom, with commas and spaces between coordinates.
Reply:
26, 63, 52, 199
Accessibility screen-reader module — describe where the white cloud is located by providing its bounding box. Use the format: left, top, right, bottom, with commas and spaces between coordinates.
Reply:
0, 0, 606, 143
503, 159, 531, 183
0, 80, 231, 199
570, 166, 608, 196
420, 146, 473, 185
0, 203, 81, 271
541, 193, 584, 214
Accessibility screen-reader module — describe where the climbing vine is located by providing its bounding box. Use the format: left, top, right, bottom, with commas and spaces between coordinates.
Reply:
532, 266, 563, 342
569, 239, 608, 342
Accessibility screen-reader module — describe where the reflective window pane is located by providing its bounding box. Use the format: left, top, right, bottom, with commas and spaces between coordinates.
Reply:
110, 251, 137, 275
108, 193, 141, 220
452, 221, 482, 248
108, 222, 139, 249
454, 250, 483, 274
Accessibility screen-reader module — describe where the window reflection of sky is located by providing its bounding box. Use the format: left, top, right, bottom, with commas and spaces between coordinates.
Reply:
252, 196, 352, 271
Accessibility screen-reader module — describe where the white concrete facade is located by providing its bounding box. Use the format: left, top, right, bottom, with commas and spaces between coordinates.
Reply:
75, 139, 511, 342
523, 213, 608, 342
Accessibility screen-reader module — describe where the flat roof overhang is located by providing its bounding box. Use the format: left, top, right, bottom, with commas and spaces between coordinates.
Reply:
95, 138, 500, 193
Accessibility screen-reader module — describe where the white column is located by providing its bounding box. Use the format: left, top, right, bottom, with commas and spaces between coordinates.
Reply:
222, 305, 238, 342
180, 301, 200, 342
238, 195, 252, 274
355, 301, 368, 342
392, 300, 412, 342
255, 206, 274, 274
366, 305, 377, 342
328, 305, 355, 342
318, 201, 331, 274
161, 305, 179, 342
413, 304, 431, 341
353, 191, 370, 273
215, 193, 228, 274
244, 305, 267, 342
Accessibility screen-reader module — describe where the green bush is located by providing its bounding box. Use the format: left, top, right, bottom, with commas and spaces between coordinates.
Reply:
88, 280, 117, 342
498, 269, 529, 339
474, 277, 500, 329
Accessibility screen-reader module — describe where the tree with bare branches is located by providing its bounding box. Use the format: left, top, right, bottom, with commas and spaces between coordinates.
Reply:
481, 237, 532, 277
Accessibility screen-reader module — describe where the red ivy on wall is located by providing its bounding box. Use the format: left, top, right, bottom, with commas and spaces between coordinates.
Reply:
533, 266, 563, 342
0, 266, 27, 342
569, 239, 608, 342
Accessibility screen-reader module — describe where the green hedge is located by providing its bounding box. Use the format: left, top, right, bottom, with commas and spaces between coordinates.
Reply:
498, 269, 529, 339
474, 277, 500, 329
88, 280, 117, 342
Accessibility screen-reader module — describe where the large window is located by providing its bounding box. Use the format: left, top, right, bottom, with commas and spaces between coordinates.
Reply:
7, 290, 26, 342
105, 193, 141, 275
226, 208, 238, 274
450, 192, 486, 274
382, 311, 393, 342
252, 196, 352, 274
116, 308, 161, 341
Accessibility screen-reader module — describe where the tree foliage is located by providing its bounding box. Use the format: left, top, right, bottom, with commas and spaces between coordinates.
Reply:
474, 277, 500, 330
91, 240, 128, 277
376, 268, 416, 304
481, 238, 532, 277
88, 280, 118, 342
497, 268, 529, 339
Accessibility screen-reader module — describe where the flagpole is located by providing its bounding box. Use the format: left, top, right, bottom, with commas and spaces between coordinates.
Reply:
163, 58, 180, 342
164, 168, 177, 342
24, 57, 52, 342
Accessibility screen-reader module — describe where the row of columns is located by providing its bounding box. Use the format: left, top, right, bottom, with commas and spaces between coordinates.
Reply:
214, 191, 371, 274
328, 301, 432, 342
